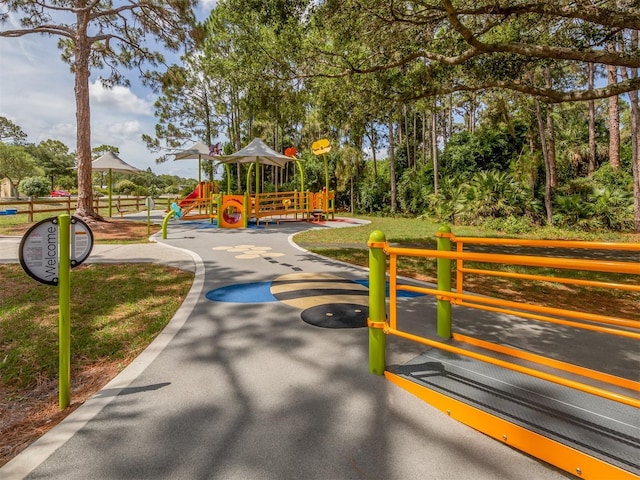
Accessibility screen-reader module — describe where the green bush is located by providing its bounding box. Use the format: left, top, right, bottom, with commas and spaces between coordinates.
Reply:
19, 176, 50, 197
115, 179, 137, 195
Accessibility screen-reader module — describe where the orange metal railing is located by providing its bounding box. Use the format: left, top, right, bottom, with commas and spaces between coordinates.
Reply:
369, 229, 640, 408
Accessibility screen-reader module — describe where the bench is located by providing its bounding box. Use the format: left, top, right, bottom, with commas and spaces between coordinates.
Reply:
115, 200, 128, 217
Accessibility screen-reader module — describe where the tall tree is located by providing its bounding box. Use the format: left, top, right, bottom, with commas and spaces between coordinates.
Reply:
0, 117, 27, 144
1, 0, 197, 220
0, 143, 42, 198
27, 139, 76, 189
303, 1, 640, 102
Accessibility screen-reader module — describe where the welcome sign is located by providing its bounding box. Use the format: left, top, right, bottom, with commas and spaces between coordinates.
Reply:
19, 216, 93, 285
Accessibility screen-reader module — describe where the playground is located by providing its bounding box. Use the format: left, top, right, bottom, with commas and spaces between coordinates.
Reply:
167, 138, 336, 230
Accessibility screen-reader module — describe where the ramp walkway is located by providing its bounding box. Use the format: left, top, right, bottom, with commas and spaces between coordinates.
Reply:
0, 214, 614, 479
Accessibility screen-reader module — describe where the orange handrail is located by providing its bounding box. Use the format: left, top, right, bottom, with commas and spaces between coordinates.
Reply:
371, 231, 639, 406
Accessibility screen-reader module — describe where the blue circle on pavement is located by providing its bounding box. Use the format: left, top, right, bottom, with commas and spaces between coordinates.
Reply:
206, 282, 277, 303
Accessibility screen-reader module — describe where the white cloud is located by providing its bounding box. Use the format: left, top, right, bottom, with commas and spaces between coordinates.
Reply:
0, 33, 196, 179
89, 81, 153, 116
198, 0, 218, 15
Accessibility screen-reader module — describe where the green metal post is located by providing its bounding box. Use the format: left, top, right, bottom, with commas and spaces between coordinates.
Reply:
295, 160, 305, 192
323, 154, 329, 213
58, 214, 71, 409
107, 169, 113, 218
147, 203, 151, 235
436, 224, 452, 339
225, 164, 231, 194
255, 157, 260, 195
161, 210, 175, 239
217, 194, 223, 228
246, 163, 254, 194
368, 230, 387, 375
243, 192, 249, 228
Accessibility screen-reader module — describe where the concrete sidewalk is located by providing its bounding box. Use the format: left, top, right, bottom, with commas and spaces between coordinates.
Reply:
1, 215, 568, 480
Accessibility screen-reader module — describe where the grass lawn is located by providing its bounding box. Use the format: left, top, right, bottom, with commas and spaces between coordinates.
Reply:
0, 218, 191, 466
294, 215, 640, 319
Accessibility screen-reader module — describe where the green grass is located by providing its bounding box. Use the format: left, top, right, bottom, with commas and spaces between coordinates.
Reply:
294, 215, 640, 320
294, 215, 640, 246
0, 263, 193, 391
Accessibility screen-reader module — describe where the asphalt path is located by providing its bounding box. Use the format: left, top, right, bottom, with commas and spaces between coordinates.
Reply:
0, 214, 573, 479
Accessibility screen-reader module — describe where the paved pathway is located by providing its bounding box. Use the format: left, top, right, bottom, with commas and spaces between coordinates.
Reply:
1, 214, 570, 479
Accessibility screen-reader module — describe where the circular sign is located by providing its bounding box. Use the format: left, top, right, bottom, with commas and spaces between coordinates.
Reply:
70, 216, 93, 267
19, 216, 94, 286
19, 217, 59, 285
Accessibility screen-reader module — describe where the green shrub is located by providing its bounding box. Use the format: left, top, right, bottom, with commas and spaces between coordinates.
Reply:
18, 176, 50, 197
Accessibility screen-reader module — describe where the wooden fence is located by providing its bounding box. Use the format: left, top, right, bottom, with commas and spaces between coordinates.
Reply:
0, 196, 162, 222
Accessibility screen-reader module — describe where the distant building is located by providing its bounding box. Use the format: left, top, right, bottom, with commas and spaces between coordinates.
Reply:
1, 178, 18, 198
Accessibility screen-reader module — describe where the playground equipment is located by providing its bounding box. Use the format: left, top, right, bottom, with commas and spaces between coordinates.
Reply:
163, 138, 335, 238
177, 182, 218, 218
368, 228, 640, 480
164, 138, 336, 232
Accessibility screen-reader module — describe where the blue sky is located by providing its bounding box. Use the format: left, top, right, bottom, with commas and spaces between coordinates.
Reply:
0, 1, 218, 179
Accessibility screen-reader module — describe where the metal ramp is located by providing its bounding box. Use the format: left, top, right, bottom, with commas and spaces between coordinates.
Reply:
387, 347, 639, 480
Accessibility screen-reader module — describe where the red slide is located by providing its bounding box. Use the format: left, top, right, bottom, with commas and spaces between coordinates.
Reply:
178, 183, 201, 207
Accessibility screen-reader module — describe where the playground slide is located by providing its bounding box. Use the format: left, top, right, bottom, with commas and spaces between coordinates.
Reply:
178, 184, 201, 207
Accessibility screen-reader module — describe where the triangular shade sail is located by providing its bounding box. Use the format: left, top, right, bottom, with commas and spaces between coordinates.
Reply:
91, 151, 141, 173
217, 138, 293, 168
173, 141, 222, 161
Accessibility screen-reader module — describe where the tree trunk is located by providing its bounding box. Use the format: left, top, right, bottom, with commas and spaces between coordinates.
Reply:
608, 63, 621, 170
403, 105, 411, 169
413, 110, 417, 169
621, 32, 640, 232
431, 109, 439, 194
588, 63, 597, 175
388, 119, 397, 213
350, 176, 354, 214
74, 12, 97, 220
544, 68, 557, 187
535, 98, 553, 224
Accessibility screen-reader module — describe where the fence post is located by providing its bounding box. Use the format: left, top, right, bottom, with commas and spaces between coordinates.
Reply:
368, 230, 387, 375
436, 224, 452, 339
28, 197, 34, 222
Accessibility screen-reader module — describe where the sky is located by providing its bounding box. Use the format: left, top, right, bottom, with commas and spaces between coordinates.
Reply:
0, 1, 218, 180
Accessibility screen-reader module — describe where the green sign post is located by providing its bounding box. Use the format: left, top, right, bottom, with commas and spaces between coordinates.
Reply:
19, 214, 93, 409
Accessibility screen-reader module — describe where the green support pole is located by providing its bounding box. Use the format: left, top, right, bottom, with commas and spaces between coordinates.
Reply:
225, 164, 231, 194
255, 157, 260, 195
243, 192, 249, 228
368, 230, 387, 375
246, 163, 254, 195
107, 169, 113, 218
323, 154, 329, 213
161, 210, 175, 239
436, 224, 452, 339
58, 214, 71, 409
295, 160, 305, 192
217, 194, 223, 228
147, 203, 151, 235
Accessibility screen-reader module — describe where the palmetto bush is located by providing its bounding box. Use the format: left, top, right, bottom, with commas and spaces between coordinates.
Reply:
426, 171, 535, 225
398, 166, 434, 214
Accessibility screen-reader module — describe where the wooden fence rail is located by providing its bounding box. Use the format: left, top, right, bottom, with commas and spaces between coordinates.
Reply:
0, 196, 164, 222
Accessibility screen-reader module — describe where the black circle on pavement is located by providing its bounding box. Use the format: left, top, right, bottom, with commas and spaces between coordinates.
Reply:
301, 303, 369, 329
